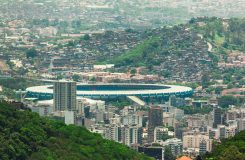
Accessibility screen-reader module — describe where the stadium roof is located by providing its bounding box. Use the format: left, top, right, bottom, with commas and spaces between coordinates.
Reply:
26, 83, 193, 97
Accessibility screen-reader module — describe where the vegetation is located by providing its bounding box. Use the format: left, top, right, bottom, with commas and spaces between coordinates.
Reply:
106, 36, 160, 67
97, 17, 245, 87
176, 106, 213, 115
221, 68, 245, 87
108, 98, 132, 110
190, 17, 245, 51
1, 87, 16, 99
72, 74, 81, 82
218, 96, 245, 108
161, 134, 173, 141
0, 102, 151, 160
26, 48, 38, 59
102, 25, 205, 69
190, 18, 245, 88
97, 19, 215, 80
204, 130, 245, 160
83, 34, 90, 41
164, 147, 176, 160
0, 78, 42, 90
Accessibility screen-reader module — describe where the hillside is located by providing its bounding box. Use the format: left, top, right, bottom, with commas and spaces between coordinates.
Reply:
204, 130, 245, 160
100, 22, 213, 82
0, 102, 152, 160
2, 17, 244, 84
189, 17, 245, 53
98, 18, 245, 83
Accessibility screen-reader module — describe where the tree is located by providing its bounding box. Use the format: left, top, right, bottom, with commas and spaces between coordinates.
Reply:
218, 96, 237, 108
196, 155, 202, 160
56, 74, 63, 80
215, 87, 223, 95
17, 67, 28, 75
67, 41, 75, 47
220, 146, 244, 160
83, 34, 90, 41
72, 74, 80, 82
130, 69, 137, 75
6, 60, 15, 69
161, 134, 173, 141
164, 147, 175, 160
90, 77, 96, 82
0, 102, 152, 160
189, 18, 196, 24
161, 71, 171, 78
26, 48, 38, 58
201, 73, 210, 88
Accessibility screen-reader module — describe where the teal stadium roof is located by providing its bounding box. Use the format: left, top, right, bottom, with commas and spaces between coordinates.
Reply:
26, 83, 193, 100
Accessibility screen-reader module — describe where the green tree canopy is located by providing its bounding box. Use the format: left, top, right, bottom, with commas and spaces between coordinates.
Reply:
26, 48, 38, 58
0, 102, 152, 160
164, 147, 176, 160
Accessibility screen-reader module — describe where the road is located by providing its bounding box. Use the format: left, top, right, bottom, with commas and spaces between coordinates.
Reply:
207, 42, 212, 52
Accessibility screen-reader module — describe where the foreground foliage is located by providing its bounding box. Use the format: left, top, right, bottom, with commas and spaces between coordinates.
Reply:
204, 130, 245, 160
0, 102, 151, 160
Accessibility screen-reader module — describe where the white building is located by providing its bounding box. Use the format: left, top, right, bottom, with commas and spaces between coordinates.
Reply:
30, 99, 53, 116
226, 107, 245, 121
105, 124, 121, 142
76, 97, 105, 115
225, 126, 237, 138
166, 138, 183, 156
121, 125, 142, 146
95, 110, 104, 123
122, 114, 143, 127
183, 132, 212, 152
237, 118, 245, 131
65, 111, 76, 125
163, 112, 175, 127
109, 114, 121, 124
155, 138, 183, 156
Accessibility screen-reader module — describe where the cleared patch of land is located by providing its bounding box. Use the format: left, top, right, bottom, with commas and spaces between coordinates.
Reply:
0, 59, 9, 71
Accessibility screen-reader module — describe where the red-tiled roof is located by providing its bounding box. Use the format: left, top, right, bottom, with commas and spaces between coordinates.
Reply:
176, 156, 192, 160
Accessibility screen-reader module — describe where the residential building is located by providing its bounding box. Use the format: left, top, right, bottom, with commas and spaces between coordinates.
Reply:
65, 110, 76, 125
183, 131, 212, 152
154, 127, 169, 142
213, 106, 222, 128
199, 139, 207, 155
122, 114, 143, 127
121, 125, 142, 146
148, 106, 163, 143
53, 80, 76, 111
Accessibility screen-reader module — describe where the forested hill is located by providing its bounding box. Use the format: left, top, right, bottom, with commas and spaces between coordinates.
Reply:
0, 102, 152, 160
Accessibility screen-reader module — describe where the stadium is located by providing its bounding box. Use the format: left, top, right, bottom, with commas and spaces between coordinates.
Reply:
26, 83, 193, 103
